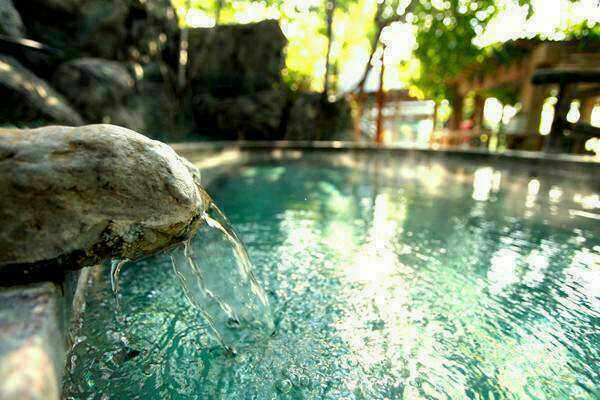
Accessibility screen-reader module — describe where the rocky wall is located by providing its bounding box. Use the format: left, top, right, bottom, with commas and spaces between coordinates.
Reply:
0, 2, 351, 140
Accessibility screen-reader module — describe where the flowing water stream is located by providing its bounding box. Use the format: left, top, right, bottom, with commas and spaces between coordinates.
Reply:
108, 191, 274, 353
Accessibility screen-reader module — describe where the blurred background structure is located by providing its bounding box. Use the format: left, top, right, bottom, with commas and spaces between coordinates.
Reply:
0, 0, 598, 154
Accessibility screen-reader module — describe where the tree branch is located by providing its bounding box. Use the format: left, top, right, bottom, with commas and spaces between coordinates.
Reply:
352, 0, 415, 94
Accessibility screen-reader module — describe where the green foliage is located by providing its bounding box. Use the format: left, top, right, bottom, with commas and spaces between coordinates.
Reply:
408, 0, 510, 100
407, 0, 589, 101
172, 0, 596, 98
172, 0, 284, 25
482, 85, 520, 105
563, 20, 600, 49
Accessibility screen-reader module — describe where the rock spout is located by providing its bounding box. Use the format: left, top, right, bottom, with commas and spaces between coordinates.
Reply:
0, 124, 205, 283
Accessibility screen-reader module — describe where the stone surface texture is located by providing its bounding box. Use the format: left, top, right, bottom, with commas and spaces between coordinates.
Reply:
0, 55, 84, 126
1, 4, 351, 140
0, 283, 64, 400
0, 0, 24, 39
188, 20, 287, 94
187, 20, 352, 140
193, 89, 288, 140
0, 124, 205, 279
53, 58, 145, 131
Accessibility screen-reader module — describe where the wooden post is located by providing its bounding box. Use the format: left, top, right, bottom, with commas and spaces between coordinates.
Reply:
432, 100, 438, 131
353, 94, 363, 141
546, 83, 570, 151
473, 94, 484, 137
522, 85, 546, 135
375, 43, 386, 144
448, 84, 463, 131
580, 97, 598, 124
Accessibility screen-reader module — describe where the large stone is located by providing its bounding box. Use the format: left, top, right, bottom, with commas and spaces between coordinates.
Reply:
0, 55, 84, 126
0, 124, 205, 282
52, 58, 145, 131
13, 0, 178, 62
54, 58, 134, 106
0, 283, 64, 400
188, 20, 287, 95
13, 0, 129, 60
0, 0, 24, 39
193, 89, 287, 140
126, 0, 179, 64
285, 94, 353, 141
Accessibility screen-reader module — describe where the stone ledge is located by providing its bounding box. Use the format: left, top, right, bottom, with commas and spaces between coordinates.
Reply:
0, 266, 92, 400
0, 283, 64, 400
171, 141, 600, 181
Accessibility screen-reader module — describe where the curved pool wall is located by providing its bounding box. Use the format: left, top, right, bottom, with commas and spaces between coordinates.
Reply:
1, 142, 598, 399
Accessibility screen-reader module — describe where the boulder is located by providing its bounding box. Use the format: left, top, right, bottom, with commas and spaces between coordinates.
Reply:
54, 58, 134, 105
188, 20, 287, 96
126, 0, 179, 65
193, 89, 287, 140
14, 0, 129, 60
0, 0, 24, 39
13, 0, 178, 62
285, 94, 353, 141
0, 124, 206, 283
52, 58, 144, 131
0, 55, 84, 126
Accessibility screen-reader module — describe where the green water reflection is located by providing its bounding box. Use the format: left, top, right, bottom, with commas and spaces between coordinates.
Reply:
64, 157, 600, 399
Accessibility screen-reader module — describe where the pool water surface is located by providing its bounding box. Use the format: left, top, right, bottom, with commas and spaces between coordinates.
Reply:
64, 156, 599, 399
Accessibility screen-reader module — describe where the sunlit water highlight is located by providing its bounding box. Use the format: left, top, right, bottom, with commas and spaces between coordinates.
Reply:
64, 157, 599, 399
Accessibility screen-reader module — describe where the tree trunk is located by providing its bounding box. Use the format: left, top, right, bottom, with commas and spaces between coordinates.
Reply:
375, 43, 386, 144
177, 0, 192, 91
356, 24, 384, 96
323, 0, 336, 98
353, 18, 383, 141
353, 0, 415, 140
215, 0, 224, 25
177, 27, 189, 90
355, 0, 416, 95
448, 84, 463, 131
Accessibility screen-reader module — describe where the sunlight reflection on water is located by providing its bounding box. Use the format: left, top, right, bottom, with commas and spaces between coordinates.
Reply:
64, 155, 599, 399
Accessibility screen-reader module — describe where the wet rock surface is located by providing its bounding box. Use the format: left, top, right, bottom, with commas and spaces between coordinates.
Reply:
0, 124, 205, 283
4, 0, 180, 133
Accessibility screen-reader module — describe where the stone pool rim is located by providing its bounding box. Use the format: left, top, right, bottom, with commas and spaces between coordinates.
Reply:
172, 140, 600, 169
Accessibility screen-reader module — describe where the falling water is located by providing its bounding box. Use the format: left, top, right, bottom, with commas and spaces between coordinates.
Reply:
109, 189, 274, 353
110, 259, 128, 312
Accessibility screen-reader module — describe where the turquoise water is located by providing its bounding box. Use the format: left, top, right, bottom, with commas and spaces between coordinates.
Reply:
64, 156, 599, 399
